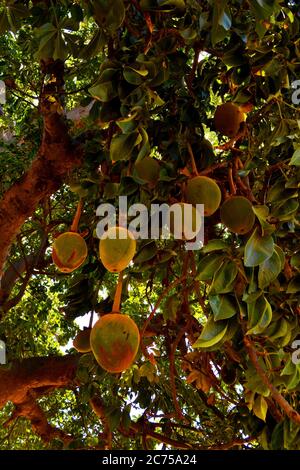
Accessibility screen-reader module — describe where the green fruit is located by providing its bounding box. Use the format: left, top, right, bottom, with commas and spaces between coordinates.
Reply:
220, 196, 255, 234
186, 176, 222, 216
90, 313, 140, 373
167, 202, 202, 240
52, 232, 88, 273
214, 102, 245, 137
134, 156, 160, 184
99, 226, 136, 273
73, 328, 92, 353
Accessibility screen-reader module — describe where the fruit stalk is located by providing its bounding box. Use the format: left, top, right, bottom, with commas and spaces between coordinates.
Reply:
187, 143, 198, 176
112, 271, 123, 313
70, 199, 83, 233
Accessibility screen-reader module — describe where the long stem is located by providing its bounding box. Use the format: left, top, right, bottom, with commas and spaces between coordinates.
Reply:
228, 166, 236, 195
244, 336, 300, 425
112, 271, 123, 313
70, 199, 83, 233
187, 143, 198, 176
141, 276, 186, 337
89, 311, 94, 328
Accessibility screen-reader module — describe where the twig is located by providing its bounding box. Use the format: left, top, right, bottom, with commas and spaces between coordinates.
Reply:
187, 143, 198, 176
207, 436, 255, 450
141, 277, 186, 338
112, 271, 123, 312
169, 324, 190, 422
186, 47, 200, 99
70, 199, 83, 232
228, 166, 236, 195
244, 336, 300, 425
199, 161, 227, 176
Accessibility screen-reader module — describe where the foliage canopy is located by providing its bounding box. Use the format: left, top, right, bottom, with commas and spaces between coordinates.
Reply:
0, 0, 300, 451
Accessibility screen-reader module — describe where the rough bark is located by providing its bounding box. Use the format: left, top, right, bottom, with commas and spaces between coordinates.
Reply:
0, 354, 80, 442
0, 60, 83, 278
0, 114, 82, 277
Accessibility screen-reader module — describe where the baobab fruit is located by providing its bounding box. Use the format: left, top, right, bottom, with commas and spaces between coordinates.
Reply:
214, 102, 245, 137
52, 232, 88, 273
73, 328, 92, 353
186, 176, 222, 216
134, 156, 160, 184
167, 202, 202, 240
90, 313, 140, 373
99, 227, 136, 273
220, 196, 255, 234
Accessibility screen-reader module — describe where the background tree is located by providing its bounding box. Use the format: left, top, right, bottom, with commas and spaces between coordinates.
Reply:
0, 0, 300, 450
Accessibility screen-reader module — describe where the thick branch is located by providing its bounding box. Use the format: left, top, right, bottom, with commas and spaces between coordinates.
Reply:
4, 396, 73, 444
0, 354, 80, 443
0, 61, 83, 277
0, 238, 50, 309
0, 354, 79, 409
244, 337, 300, 425
91, 395, 193, 450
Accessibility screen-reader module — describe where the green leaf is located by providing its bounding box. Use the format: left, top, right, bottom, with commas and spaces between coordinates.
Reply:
252, 205, 275, 236
0, 11, 10, 34
219, 9, 231, 31
136, 127, 150, 162
105, 406, 122, 431
163, 296, 179, 322
53, 33, 68, 60
141, 0, 185, 10
268, 318, 288, 342
245, 361, 270, 396
244, 227, 274, 267
180, 27, 197, 41
267, 179, 297, 204
201, 239, 230, 253
258, 245, 283, 289
209, 295, 236, 321
134, 241, 157, 264
271, 198, 299, 222
211, 0, 229, 46
290, 147, 300, 166
209, 259, 238, 294
123, 67, 146, 85
253, 395, 268, 421
103, 182, 119, 199
222, 47, 247, 67
89, 82, 118, 102
92, 0, 125, 31
281, 358, 295, 376
193, 317, 228, 349
250, 0, 278, 20
79, 29, 104, 58
287, 275, 300, 294
247, 295, 272, 335
271, 422, 284, 450
291, 252, 300, 271
283, 419, 300, 449
197, 253, 225, 281
110, 132, 140, 161
158, 0, 186, 8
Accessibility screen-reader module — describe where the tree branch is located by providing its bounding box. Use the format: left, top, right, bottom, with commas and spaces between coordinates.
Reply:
0, 354, 80, 443
0, 354, 79, 409
4, 395, 73, 444
244, 336, 300, 425
0, 60, 83, 277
